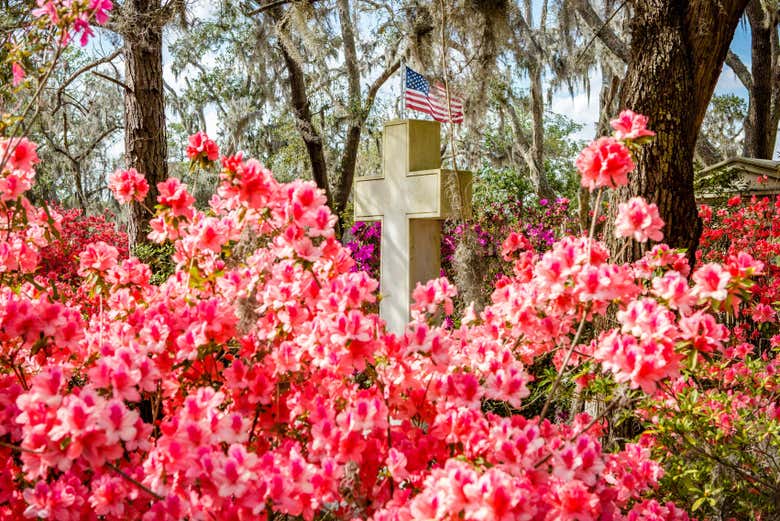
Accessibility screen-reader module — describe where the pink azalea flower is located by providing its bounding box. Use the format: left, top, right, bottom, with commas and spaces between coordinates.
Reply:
575, 137, 634, 191
157, 177, 195, 217
186, 131, 220, 162
595, 329, 680, 393
0, 169, 35, 200
546, 479, 601, 521
87, 474, 126, 517
12, 62, 25, 86
1, 137, 39, 172
74, 16, 95, 46
500, 232, 532, 261
751, 303, 775, 323
651, 271, 696, 313
32, 0, 59, 24
108, 168, 149, 204
679, 311, 729, 353
100, 399, 139, 444
78, 241, 119, 276
614, 197, 665, 243
692, 263, 731, 302
610, 109, 655, 141
89, 0, 113, 25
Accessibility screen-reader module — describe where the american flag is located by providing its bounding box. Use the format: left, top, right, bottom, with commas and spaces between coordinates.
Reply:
404, 66, 464, 124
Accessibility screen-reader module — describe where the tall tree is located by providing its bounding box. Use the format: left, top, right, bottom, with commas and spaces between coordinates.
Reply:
111, 0, 180, 247
589, 0, 749, 263
511, 1, 555, 200
257, 0, 405, 232
698, 93, 747, 163
725, 0, 780, 160
439, 0, 582, 200
37, 51, 124, 210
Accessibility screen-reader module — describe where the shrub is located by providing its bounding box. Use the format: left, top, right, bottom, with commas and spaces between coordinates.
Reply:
4, 112, 774, 520
638, 195, 780, 518
38, 205, 128, 287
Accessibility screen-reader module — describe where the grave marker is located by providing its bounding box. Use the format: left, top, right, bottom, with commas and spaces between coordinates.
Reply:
354, 119, 471, 333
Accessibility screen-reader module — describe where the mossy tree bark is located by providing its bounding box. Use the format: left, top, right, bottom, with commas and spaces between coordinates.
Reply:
122, 0, 168, 249
605, 0, 749, 265
743, 0, 776, 160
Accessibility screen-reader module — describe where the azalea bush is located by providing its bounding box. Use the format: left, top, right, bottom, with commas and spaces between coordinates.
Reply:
2, 9, 779, 516
698, 194, 780, 344
38, 206, 128, 287
636, 194, 780, 519
346, 220, 381, 277
3, 96, 779, 521
440, 196, 578, 309
347, 196, 577, 300
643, 332, 780, 518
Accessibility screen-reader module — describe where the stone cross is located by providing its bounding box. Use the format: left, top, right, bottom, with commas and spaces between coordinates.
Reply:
354, 119, 471, 334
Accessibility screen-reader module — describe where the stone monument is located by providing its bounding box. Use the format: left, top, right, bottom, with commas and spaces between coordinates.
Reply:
354, 119, 472, 334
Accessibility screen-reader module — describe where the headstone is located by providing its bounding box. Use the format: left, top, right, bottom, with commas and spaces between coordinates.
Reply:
697, 157, 780, 202
354, 119, 472, 334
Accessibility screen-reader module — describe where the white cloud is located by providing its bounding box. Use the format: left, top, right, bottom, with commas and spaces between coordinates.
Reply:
549, 69, 601, 141
715, 67, 748, 97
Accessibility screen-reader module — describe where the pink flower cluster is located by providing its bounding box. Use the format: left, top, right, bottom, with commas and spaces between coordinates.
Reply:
576, 137, 635, 191
185, 131, 220, 163
615, 197, 665, 243
108, 168, 149, 204
32, 0, 113, 47
0, 126, 762, 520
0, 138, 39, 201
610, 109, 656, 141
576, 109, 654, 191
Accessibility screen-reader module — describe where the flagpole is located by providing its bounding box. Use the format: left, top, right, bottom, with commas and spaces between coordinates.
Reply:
439, 0, 464, 221
400, 63, 407, 120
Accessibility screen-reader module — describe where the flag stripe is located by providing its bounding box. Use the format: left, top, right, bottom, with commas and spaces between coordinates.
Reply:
405, 98, 461, 120
405, 94, 463, 117
405, 91, 462, 118
404, 66, 463, 123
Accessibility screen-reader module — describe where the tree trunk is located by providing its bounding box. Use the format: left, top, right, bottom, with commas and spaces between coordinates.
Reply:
772, 27, 780, 155
743, 0, 774, 159
123, 0, 168, 249
271, 13, 332, 212
529, 64, 555, 200
606, 0, 748, 265
73, 164, 87, 212
331, 0, 361, 234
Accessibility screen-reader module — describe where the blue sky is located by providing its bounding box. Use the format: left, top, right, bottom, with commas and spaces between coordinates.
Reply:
715, 22, 752, 97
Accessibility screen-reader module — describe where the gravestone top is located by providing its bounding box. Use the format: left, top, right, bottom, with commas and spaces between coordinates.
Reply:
354, 119, 471, 334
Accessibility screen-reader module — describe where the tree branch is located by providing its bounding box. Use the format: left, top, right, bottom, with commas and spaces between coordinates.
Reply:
504, 98, 532, 151
365, 48, 404, 112
512, 8, 545, 65
247, 0, 324, 16
41, 134, 75, 164
270, 8, 332, 205
91, 70, 134, 93
104, 462, 164, 500
725, 49, 753, 90
54, 48, 123, 112
76, 126, 121, 162
574, 0, 629, 64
